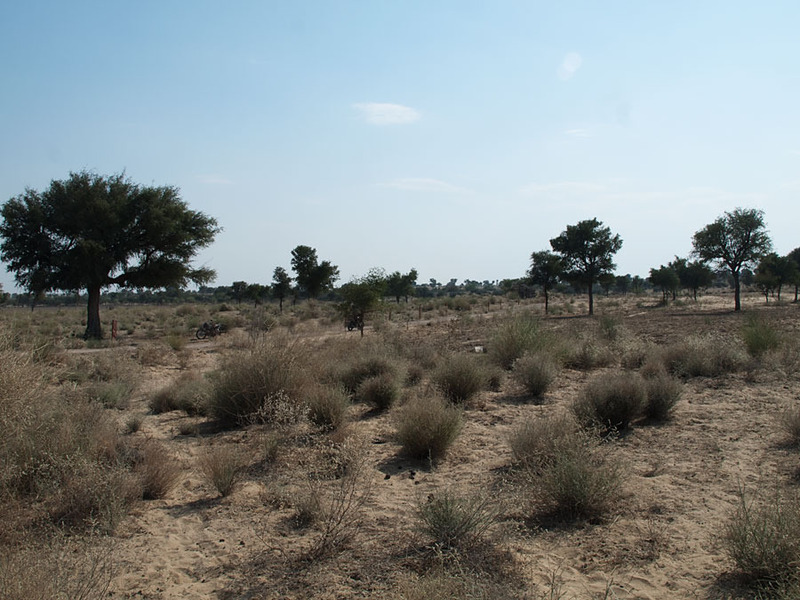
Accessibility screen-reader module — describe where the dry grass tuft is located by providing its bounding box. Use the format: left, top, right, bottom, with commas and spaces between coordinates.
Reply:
396, 394, 463, 461
432, 354, 486, 405
572, 371, 647, 432
511, 352, 559, 400
200, 445, 246, 497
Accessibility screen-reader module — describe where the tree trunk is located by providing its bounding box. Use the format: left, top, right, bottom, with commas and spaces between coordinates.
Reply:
733, 272, 741, 311
588, 286, 594, 316
85, 285, 103, 339
544, 288, 549, 314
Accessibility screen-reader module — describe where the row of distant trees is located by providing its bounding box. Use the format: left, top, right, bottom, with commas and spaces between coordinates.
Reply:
0, 170, 793, 337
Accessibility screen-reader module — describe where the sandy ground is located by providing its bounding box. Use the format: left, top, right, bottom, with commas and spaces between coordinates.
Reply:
99, 295, 800, 599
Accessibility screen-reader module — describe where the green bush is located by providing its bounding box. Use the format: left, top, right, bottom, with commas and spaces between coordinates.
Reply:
724, 489, 800, 586
416, 488, 499, 551
396, 395, 463, 461
357, 372, 401, 411
512, 352, 559, 400
432, 354, 486, 404
572, 371, 646, 432
742, 314, 781, 358
489, 314, 546, 370
643, 373, 682, 421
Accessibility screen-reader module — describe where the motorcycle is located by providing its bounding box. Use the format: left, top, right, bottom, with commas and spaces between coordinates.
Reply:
196, 320, 226, 339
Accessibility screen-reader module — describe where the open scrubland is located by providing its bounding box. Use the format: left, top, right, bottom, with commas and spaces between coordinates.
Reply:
1, 292, 800, 599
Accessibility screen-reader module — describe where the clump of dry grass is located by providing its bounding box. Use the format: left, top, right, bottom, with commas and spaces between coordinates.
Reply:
338, 355, 400, 395
779, 404, 800, 447
149, 371, 210, 416
134, 440, 182, 500
200, 445, 246, 497
489, 314, 547, 370
305, 385, 350, 430
642, 372, 682, 421
416, 488, 500, 552
432, 354, 486, 405
508, 413, 584, 471
357, 372, 401, 410
512, 352, 559, 400
572, 371, 647, 432
208, 339, 306, 427
396, 394, 463, 461
659, 335, 747, 378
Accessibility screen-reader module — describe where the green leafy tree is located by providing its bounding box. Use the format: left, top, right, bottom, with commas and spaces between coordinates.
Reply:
788, 247, 800, 302
245, 283, 269, 306
692, 208, 772, 311
649, 265, 680, 304
614, 274, 632, 295
339, 268, 387, 336
386, 268, 418, 303
550, 218, 623, 316
0, 171, 219, 338
271, 266, 293, 312
671, 257, 715, 301
528, 250, 563, 314
290, 245, 339, 299
231, 280, 248, 305
755, 252, 798, 302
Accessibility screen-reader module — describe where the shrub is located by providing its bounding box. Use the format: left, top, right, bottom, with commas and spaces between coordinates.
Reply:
416, 488, 499, 551
200, 446, 245, 497
339, 356, 398, 394
306, 385, 350, 430
742, 314, 781, 358
508, 413, 583, 471
643, 373, 682, 421
660, 336, 747, 378
779, 404, 800, 447
489, 315, 544, 370
572, 371, 646, 432
512, 352, 559, 400
208, 340, 303, 427
526, 427, 623, 520
357, 373, 401, 411
135, 440, 181, 500
396, 395, 463, 461
149, 371, 210, 416
563, 341, 615, 371
724, 488, 800, 586
432, 354, 486, 405
86, 380, 135, 410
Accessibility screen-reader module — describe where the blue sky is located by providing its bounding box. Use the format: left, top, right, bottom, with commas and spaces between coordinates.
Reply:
1, 1, 799, 292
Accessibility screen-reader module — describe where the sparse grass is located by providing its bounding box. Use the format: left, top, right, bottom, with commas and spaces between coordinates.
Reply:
200, 445, 246, 497
124, 413, 144, 434
724, 487, 800, 588
416, 488, 499, 551
432, 354, 486, 405
572, 371, 647, 432
512, 352, 559, 400
396, 395, 463, 461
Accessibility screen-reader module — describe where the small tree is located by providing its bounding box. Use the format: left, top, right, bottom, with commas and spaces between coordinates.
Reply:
245, 283, 269, 306
788, 247, 800, 302
271, 267, 293, 312
385, 268, 418, 303
755, 253, 797, 302
649, 265, 680, 305
550, 218, 623, 316
0, 171, 219, 339
231, 281, 248, 305
671, 257, 715, 301
692, 208, 772, 311
528, 250, 563, 314
339, 268, 387, 336
290, 245, 339, 299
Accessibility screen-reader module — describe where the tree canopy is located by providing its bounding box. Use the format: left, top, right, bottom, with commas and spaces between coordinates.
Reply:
385, 268, 418, 303
271, 266, 293, 312
528, 250, 563, 314
692, 208, 772, 311
290, 245, 339, 299
550, 218, 622, 315
339, 268, 387, 336
649, 265, 680, 304
0, 171, 219, 338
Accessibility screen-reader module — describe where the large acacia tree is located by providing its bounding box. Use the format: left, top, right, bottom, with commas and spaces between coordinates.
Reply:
0, 171, 220, 338
692, 208, 772, 311
550, 218, 622, 315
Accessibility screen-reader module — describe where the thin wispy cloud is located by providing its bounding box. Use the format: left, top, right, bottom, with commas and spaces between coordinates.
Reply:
557, 52, 582, 80
380, 178, 470, 194
565, 128, 592, 138
353, 102, 420, 125
198, 175, 234, 185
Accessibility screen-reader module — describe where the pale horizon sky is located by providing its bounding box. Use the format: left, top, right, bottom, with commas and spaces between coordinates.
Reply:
1, 2, 799, 293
